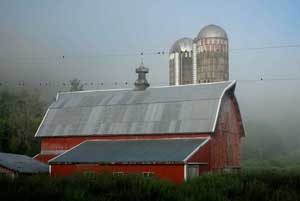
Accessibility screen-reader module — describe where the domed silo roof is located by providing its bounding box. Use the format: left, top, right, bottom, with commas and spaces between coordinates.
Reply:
170, 37, 193, 53
196, 24, 228, 39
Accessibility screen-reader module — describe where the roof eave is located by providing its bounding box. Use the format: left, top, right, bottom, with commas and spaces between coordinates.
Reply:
35, 132, 212, 138
49, 161, 185, 165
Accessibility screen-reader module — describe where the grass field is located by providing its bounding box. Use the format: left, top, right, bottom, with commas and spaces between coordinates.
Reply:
0, 169, 300, 201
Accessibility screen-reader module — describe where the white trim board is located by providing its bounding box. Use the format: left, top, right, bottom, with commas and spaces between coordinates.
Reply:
212, 80, 236, 131
183, 137, 211, 162
48, 140, 89, 163
34, 108, 50, 137
49, 165, 52, 175
87, 137, 209, 143
184, 164, 187, 181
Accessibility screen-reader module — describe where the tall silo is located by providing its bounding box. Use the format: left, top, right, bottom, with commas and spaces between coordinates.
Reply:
169, 38, 193, 85
194, 24, 229, 83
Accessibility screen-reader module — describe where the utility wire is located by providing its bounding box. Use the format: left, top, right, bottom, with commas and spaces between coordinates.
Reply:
0, 44, 299, 61
230, 44, 300, 51
1, 78, 300, 87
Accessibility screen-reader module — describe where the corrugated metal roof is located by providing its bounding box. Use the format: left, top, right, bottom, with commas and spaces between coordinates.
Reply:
0, 152, 48, 174
35, 81, 236, 137
50, 138, 208, 164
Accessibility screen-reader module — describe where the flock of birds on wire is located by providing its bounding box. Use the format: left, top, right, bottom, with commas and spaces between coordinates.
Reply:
0, 44, 300, 87
1, 77, 300, 88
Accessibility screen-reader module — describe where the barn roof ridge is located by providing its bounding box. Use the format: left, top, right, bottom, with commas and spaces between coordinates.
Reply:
56, 80, 235, 98
49, 97, 224, 109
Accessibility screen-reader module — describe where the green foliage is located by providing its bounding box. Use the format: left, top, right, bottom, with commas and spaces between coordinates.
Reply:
69, 78, 84, 91
0, 173, 177, 201
0, 171, 299, 201
0, 90, 46, 156
179, 170, 300, 201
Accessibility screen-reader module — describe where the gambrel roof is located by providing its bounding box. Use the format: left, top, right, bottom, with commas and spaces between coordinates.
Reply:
35, 81, 236, 137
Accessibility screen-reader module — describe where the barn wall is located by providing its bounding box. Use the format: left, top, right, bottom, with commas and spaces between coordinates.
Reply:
187, 140, 211, 173
210, 93, 242, 170
187, 140, 210, 163
0, 165, 15, 177
33, 154, 58, 163
51, 164, 185, 184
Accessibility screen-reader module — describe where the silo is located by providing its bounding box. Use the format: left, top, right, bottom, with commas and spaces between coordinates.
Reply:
194, 24, 229, 83
169, 38, 193, 85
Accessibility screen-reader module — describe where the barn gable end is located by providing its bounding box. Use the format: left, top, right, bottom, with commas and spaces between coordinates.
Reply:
209, 91, 245, 170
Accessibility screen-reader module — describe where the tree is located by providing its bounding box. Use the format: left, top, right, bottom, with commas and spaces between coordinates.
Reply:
69, 78, 84, 91
0, 90, 46, 156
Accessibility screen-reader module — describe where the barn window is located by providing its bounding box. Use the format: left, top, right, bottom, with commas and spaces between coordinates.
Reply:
142, 172, 154, 177
113, 172, 124, 176
187, 165, 199, 179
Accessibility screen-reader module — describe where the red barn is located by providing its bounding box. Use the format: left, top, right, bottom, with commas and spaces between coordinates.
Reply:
34, 78, 244, 183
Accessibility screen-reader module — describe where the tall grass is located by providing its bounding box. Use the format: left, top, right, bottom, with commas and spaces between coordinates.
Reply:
0, 173, 177, 201
0, 170, 299, 201
180, 169, 300, 201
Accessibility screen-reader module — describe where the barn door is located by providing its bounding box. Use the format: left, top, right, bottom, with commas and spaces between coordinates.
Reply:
187, 165, 199, 179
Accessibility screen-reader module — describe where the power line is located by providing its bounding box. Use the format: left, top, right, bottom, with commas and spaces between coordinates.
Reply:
237, 78, 300, 81
230, 44, 300, 51
0, 44, 299, 61
1, 78, 300, 88
0, 51, 166, 61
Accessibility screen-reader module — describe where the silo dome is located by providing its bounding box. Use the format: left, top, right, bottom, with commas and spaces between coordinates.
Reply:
197, 24, 227, 39
170, 37, 193, 53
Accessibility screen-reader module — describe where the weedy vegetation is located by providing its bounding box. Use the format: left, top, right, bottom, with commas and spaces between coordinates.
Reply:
0, 169, 300, 201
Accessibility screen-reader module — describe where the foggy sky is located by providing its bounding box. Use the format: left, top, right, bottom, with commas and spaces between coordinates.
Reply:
0, 0, 300, 128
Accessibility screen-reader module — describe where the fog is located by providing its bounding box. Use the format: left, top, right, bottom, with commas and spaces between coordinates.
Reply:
0, 0, 300, 165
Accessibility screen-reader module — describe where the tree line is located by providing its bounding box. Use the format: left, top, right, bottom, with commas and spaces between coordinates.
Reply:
0, 90, 45, 156
0, 78, 83, 156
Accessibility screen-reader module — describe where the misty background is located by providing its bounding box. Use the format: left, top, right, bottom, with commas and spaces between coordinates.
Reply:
0, 0, 300, 166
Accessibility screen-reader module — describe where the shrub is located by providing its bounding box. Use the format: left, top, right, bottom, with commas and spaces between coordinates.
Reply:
0, 170, 300, 201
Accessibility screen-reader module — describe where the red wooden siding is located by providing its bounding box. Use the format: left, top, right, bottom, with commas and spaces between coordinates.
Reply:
187, 140, 211, 173
33, 154, 58, 164
187, 140, 210, 163
0, 165, 15, 177
210, 94, 242, 170
51, 164, 185, 184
